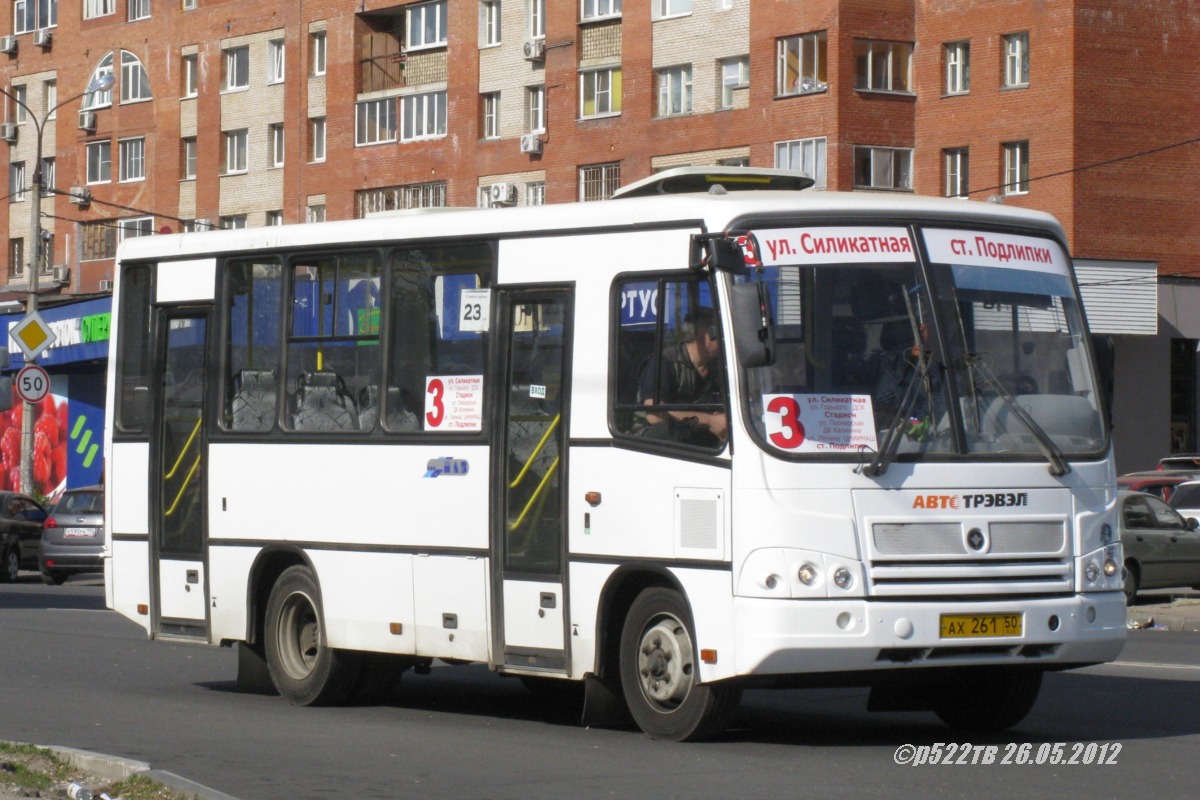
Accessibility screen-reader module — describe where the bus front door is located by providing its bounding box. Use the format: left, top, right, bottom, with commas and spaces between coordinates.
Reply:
493, 290, 572, 673
151, 310, 210, 639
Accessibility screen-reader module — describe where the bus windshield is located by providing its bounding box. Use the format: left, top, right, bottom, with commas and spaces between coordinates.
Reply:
739, 226, 1106, 464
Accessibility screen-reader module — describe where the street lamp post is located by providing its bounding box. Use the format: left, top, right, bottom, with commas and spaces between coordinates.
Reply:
0, 72, 113, 496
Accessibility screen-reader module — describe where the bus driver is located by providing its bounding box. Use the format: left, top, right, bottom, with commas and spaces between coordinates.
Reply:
637, 307, 728, 446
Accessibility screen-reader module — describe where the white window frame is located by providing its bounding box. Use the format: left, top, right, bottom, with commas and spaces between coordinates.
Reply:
655, 0, 690, 19
944, 147, 969, 198
118, 136, 146, 182
266, 210, 284, 226
14, 0, 56, 33
720, 56, 748, 108
581, 0, 620, 21
579, 162, 620, 201
407, 0, 448, 50
1003, 32, 1029, 87
356, 97, 397, 145
776, 31, 827, 96
84, 0, 114, 19
527, 85, 545, 132
309, 117, 326, 162
220, 215, 247, 230
223, 129, 248, 174
82, 54, 114, 109
128, 0, 150, 21
182, 0, 196, 10
39, 156, 53, 192
853, 145, 913, 191
121, 51, 152, 103
44, 81, 55, 119
483, 92, 499, 139
1003, 140, 1029, 195
401, 90, 447, 141
854, 39, 913, 93
118, 216, 153, 241
182, 136, 197, 180
224, 46, 250, 91
268, 39, 285, 84
527, 181, 545, 205
183, 54, 198, 98
270, 123, 285, 168
775, 137, 826, 189
9, 162, 25, 203
306, 205, 326, 223
12, 85, 26, 123
656, 65, 692, 117
580, 67, 620, 118
944, 41, 969, 95
311, 32, 327, 76
482, 0, 501, 46
86, 140, 112, 184
529, 0, 545, 38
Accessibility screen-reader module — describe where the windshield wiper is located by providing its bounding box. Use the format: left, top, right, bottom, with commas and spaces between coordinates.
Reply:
968, 356, 1070, 477
861, 352, 934, 478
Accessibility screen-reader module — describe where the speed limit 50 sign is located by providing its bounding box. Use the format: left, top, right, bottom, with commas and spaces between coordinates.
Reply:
15, 364, 49, 404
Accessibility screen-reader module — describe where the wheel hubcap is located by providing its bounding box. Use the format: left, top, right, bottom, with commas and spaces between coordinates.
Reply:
636, 615, 695, 711
277, 590, 320, 679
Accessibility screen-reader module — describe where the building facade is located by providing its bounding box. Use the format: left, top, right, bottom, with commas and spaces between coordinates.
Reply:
0, 0, 1196, 475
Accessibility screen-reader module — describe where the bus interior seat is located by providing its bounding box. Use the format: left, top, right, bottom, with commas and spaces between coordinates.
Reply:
231, 370, 277, 431
384, 386, 420, 430
292, 370, 358, 431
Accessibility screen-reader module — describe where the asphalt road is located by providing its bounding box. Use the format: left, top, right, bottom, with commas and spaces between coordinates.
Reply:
3, 574, 1200, 800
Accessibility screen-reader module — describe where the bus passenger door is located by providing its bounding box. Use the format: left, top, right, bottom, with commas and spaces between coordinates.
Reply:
152, 309, 211, 639
492, 289, 572, 673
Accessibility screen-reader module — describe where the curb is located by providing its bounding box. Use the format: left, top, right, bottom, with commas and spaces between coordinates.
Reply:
41, 745, 238, 800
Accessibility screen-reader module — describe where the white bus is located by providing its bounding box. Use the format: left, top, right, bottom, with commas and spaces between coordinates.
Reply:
105, 168, 1125, 741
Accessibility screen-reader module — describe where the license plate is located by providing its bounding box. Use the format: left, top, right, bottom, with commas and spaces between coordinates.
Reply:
939, 613, 1023, 639
63, 527, 96, 538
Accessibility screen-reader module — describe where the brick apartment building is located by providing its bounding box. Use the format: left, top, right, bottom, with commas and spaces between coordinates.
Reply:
0, 0, 1195, 471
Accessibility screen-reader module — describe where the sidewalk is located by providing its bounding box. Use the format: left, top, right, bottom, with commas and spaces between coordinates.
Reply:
1127, 592, 1200, 633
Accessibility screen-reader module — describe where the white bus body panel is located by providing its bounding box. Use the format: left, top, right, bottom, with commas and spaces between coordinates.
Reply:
156, 258, 216, 303
502, 579, 564, 651
107, 539, 150, 632
307, 550, 418, 653
158, 559, 206, 620
412, 554, 490, 662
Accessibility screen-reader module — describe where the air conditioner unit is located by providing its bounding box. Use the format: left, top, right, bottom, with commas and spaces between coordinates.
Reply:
67, 187, 90, 205
77, 111, 96, 131
488, 182, 517, 205
52, 266, 69, 283
523, 39, 545, 62
33, 29, 51, 48
519, 133, 543, 155
0, 123, 16, 143
98, 279, 113, 292
0, 36, 16, 55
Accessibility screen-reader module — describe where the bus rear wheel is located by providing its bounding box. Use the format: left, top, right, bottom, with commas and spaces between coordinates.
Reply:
618, 587, 740, 741
933, 668, 1043, 731
265, 565, 360, 706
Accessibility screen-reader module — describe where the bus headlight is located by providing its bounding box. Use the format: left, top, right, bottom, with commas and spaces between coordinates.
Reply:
797, 563, 818, 586
1085, 563, 1100, 582
832, 567, 853, 590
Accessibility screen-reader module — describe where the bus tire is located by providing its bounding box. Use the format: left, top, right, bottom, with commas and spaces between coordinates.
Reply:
933, 668, 1043, 731
618, 587, 741, 741
264, 565, 360, 706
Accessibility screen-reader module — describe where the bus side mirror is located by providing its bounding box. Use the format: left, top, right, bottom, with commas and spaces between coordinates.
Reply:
731, 282, 775, 368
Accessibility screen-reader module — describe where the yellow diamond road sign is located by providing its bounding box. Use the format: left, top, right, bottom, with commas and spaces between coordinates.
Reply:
9, 311, 56, 361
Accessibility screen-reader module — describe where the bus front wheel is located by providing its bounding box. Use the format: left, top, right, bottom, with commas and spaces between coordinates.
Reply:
618, 587, 740, 741
933, 668, 1043, 731
264, 565, 360, 706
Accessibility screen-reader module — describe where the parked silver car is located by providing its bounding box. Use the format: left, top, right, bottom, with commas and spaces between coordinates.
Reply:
38, 485, 104, 586
1120, 490, 1200, 605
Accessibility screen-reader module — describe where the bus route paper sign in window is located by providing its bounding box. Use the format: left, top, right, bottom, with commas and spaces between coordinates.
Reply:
762, 394, 878, 453
425, 374, 484, 431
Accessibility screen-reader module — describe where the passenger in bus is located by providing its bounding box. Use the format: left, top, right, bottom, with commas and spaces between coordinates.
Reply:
873, 319, 944, 435
637, 307, 727, 447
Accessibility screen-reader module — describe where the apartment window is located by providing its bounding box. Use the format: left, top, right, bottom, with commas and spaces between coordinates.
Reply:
266, 210, 284, 226
81, 222, 115, 260
309, 117, 326, 162
306, 205, 326, 223
12, 86, 26, 123
121, 51, 152, 103
9, 162, 24, 202
718, 156, 749, 167
224, 46, 250, 91
119, 137, 145, 182
118, 216, 153, 241
182, 0, 196, 9
527, 182, 545, 205
482, 93, 500, 139
720, 56, 748, 108
83, 54, 114, 109
529, 0, 544, 38
401, 91, 447, 141
944, 41, 969, 95
86, 140, 112, 184
223, 129, 248, 174
656, 65, 692, 117
268, 39, 285, 84
14, 0, 55, 34
656, 0, 690, 18
407, 0, 448, 49
84, 0, 114, 19
854, 40, 912, 93
528, 85, 545, 132
39, 156, 53, 192
181, 137, 197, 179
182, 54, 198, 97
128, 0, 149, 21
579, 162, 620, 201
1003, 32, 1029, 87
270, 124, 285, 167
220, 215, 247, 230
482, 1, 501, 46
581, 68, 621, 118
581, 0, 620, 20
944, 147, 969, 197
775, 137, 827, 189
776, 32, 827, 96
356, 97, 396, 145
853, 146, 913, 190
44, 81, 55, 118
311, 32, 327, 76
356, 183, 447, 215
1003, 140, 1029, 194
8, 238, 22, 279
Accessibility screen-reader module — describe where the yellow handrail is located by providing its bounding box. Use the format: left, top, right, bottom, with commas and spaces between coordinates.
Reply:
508, 413, 560, 490
508, 456, 559, 533
164, 455, 202, 517
164, 417, 203, 480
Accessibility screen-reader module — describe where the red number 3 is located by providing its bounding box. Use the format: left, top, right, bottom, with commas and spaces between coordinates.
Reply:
426, 378, 445, 427
767, 396, 805, 449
